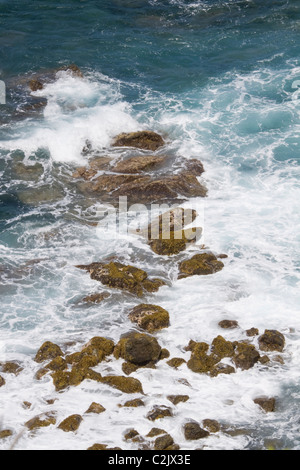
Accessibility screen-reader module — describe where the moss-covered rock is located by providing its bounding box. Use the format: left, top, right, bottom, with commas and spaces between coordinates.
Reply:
76, 261, 166, 297
112, 131, 165, 151
100, 375, 144, 394
122, 398, 145, 408
25, 413, 56, 431
183, 422, 209, 440
146, 406, 173, 421
218, 320, 239, 329
0, 361, 23, 375
112, 155, 165, 174
211, 335, 235, 360
202, 419, 220, 433
58, 414, 83, 432
128, 304, 170, 333
114, 332, 161, 366
34, 341, 63, 363
258, 330, 285, 352
166, 358, 186, 369
187, 353, 217, 374
154, 433, 174, 450
246, 327, 259, 337
45, 356, 67, 371
178, 253, 224, 279
233, 342, 260, 370
83, 336, 115, 357
85, 402, 106, 414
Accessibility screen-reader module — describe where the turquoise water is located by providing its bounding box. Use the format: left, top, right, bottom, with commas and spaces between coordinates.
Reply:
0, 0, 300, 450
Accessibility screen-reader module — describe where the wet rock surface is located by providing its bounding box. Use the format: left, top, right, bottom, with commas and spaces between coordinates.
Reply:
112, 131, 165, 151
178, 253, 225, 279
128, 304, 170, 332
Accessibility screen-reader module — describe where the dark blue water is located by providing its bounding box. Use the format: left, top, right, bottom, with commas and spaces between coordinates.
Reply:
0, 0, 300, 450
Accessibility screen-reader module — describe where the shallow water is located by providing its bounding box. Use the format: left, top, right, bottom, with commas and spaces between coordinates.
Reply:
0, 0, 300, 450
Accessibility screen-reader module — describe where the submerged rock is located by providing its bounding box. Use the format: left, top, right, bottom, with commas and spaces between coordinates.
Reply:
29, 79, 44, 91
178, 253, 224, 279
258, 330, 285, 352
128, 304, 170, 333
76, 260, 166, 297
58, 64, 83, 78
72, 156, 112, 180
0, 361, 23, 375
11, 161, 44, 182
253, 397, 276, 413
167, 395, 189, 405
147, 406, 173, 421
34, 341, 63, 363
114, 332, 161, 366
112, 131, 165, 151
81, 292, 111, 304
202, 419, 220, 433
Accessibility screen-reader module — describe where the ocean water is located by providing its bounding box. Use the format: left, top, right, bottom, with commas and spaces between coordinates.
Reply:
0, 0, 300, 450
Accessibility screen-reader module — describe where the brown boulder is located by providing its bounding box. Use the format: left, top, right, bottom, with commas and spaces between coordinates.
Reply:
253, 396, 276, 413
178, 253, 224, 279
25, 413, 56, 431
183, 422, 209, 440
58, 414, 83, 432
258, 330, 285, 352
112, 131, 165, 151
112, 155, 165, 174
233, 342, 260, 370
114, 332, 161, 366
147, 406, 173, 421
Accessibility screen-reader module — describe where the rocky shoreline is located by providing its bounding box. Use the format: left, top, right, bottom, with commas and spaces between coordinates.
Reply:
0, 67, 289, 450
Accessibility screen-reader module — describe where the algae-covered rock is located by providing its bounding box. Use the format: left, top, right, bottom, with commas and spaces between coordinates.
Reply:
183, 422, 209, 440
25, 413, 56, 431
0, 361, 23, 375
187, 353, 217, 374
211, 335, 235, 360
51, 364, 91, 391
233, 342, 260, 370
100, 375, 143, 394
178, 253, 224, 279
112, 131, 165, 151
29, 79, 43, 91
82, 292, 110, 304
122, 398, 145, 408
253, 397, 276, 413
218, 320, 239, 329
166, 358, 186, 369
85, 402, 106, 414
114, 332, 161, 366
202, 419, 220, 433
34, 341, 63, 363
167, 395, 189, 405
45, 356, 67, 371
147, 406, 173, 421
246, 327, 259, 337
87, 443, 109, 450
154, 433, 174, 450
124, 429, 140, 441
58, 414, 83, 432
0, 429, 13, 439
258, 330, 285, 352
128, 304, 170, 333
210, 363, 235, 377
76, 261, 166, 297
83, 336, 115, 357
0, 375, 5, 387
112, 155, 165, 174
146, 428, 167, 438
